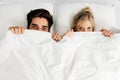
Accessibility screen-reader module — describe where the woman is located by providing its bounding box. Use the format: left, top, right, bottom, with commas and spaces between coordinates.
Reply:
63, 7, 113, 37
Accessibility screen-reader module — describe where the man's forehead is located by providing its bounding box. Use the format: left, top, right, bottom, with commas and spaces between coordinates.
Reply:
31, 17, 48, 26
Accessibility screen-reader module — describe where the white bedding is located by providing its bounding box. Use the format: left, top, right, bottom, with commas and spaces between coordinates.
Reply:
0, 30, 120, 80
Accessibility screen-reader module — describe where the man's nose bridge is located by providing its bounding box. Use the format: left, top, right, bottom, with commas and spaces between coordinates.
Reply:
37, 26, 42, 30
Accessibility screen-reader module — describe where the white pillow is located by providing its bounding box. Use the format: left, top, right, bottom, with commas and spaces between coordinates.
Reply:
54, 2, 116, 34
0, 1, 53, 40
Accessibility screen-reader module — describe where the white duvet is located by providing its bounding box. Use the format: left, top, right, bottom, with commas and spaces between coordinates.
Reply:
0, 30, 120, 80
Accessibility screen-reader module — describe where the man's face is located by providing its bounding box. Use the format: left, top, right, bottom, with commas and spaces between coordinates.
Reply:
29, 17, 49, 32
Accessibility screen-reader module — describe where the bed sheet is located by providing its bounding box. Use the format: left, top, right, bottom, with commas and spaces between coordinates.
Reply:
0, 30, 120, 80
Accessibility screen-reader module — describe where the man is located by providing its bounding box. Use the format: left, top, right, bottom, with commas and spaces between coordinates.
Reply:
9, 8, 62, 42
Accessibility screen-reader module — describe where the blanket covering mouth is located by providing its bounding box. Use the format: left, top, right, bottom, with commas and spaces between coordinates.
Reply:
0, 30, 120, 80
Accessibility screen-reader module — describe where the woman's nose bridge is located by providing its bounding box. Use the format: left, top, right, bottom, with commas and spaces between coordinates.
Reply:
85, 28, 88, 32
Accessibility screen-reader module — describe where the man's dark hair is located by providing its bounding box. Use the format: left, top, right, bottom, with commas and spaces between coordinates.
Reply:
27, 9, 53, 32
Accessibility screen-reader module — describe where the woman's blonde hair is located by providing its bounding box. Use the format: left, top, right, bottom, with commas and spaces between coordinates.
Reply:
71, 7, 95, 31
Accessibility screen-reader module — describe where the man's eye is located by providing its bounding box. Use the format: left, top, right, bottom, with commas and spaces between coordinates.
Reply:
42, 27, 48, 31
31, 26, 37, 28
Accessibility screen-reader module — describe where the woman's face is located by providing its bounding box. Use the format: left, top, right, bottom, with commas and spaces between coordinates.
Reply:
75, 20, 93, 32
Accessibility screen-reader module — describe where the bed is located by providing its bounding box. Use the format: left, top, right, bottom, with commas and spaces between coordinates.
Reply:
0, 0, 120, 80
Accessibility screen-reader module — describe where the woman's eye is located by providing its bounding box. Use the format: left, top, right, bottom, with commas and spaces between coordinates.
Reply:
88, 27, 92, 29
79, 27, 84, 31
79, 27, 82, 30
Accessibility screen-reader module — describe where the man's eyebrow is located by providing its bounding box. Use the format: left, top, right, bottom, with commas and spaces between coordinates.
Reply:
31, 23, 38, 26
42, 25, 48, 28
31, 23, 48, 28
